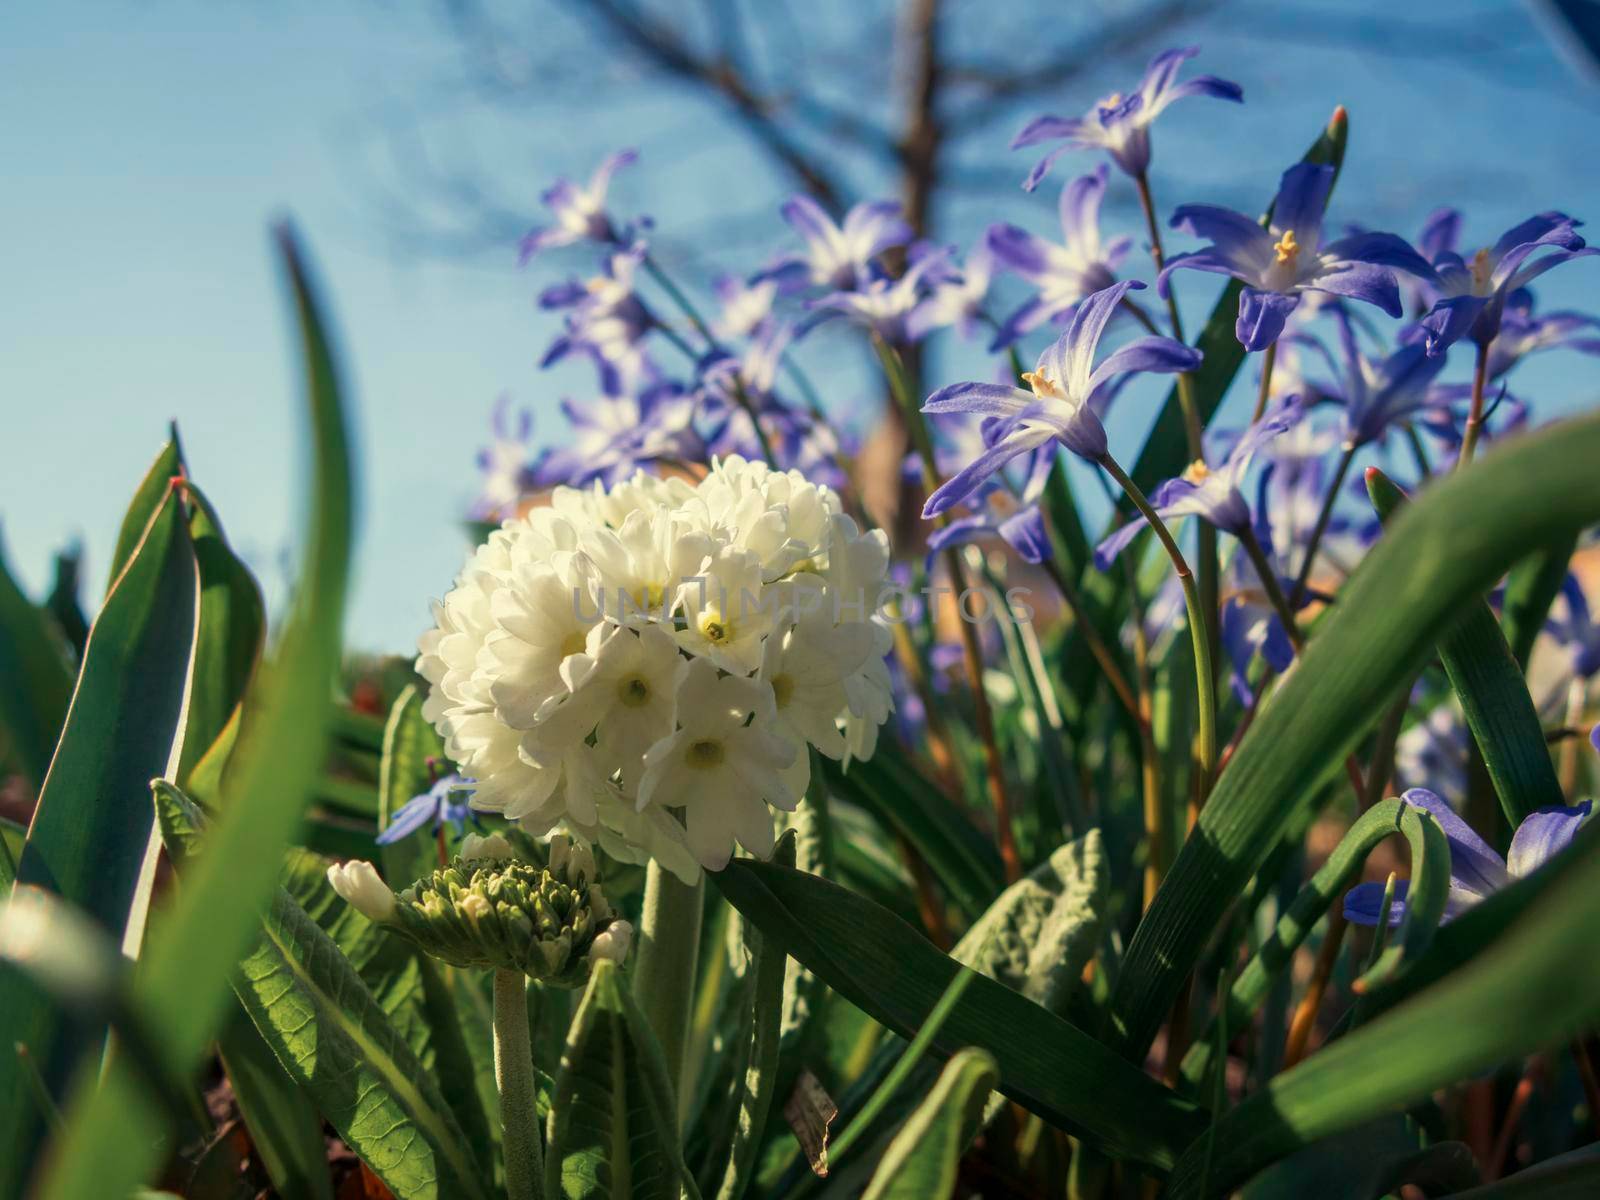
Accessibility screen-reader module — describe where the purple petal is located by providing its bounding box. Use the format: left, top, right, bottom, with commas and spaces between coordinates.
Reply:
1157, 248, 1249, 297
1169, 203, 1272, 265
1399, 788, 1512, 899
1324, 231, 1440, 282
1418, 208, 1462, 262
1042, 279, 1145, 395
923, 381, 1031, 417
1491, 212, 1583, 262
1505, 246, 1600, 293
1420, 295, 1490, 356
1011, 114, 1082, 150
1307, 263, 1403, 318
986, 223, 1054, 279
998, 506, 1051, 564
988, 295, 1055, 350
781, 194, 837, 249
844, 200, 914, 258
1059, 165, 1110, 248
924, 514, 994, 565
1141, 46, 1199, 96
922, 428, 1050, 518
1093, 514, 1152, 570
1235, 287, 1300, 351
1344, 879, 1411, 928
1165, 74, 1244, 105
1270, 163, 1334, 250
1506, 801, 1592, 878
1087, 335, 1202, 394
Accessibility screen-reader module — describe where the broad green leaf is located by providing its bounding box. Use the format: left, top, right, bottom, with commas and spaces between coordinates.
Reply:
40, 225, 356, 1200
0, 490, 197, 1195
217, 1006, 334, 1200
1239, 1117, 1478, 1200
713, 859, 1206, 1171
1163, 811, 1600, 1197
1499, 532, 1576, 670
377, 683, 447, 888
1111, 411, 1600, 1059
105, 430, 185, 595
952, 828, 1105, 1015
1180, 797, 1451, 1088
820, 747, 1003, 922
859, 1048, 997, 1200
546, 959, 703, 1200
178, 483, 266, 785
1367, 467, 1563, 824
0, 526, 73, 788
1438, 1143, 1600, 1197
710, 836, 793, 1200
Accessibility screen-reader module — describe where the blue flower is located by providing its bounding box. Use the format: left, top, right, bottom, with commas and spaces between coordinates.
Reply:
473, 396, 536, 521
803, 249, 955, 344
924, 440, 1057, 566
766, 196, 913, 291
540, 244, 658, 392
1094, 398, 1303, 566
1482, 289, 1600, 380
1306, 306, 1450, 448
986, 166, 1133, 349
1158, 163, 1424, 351
1344, 788, 1592, 926
712, 273, 779, 340
533, 383, 700, 488
1011, 46, 1241, 189
906, 237, 996, 342
376, 775, 480, 846
919, 280, 1200, 517
518, 150, 639, 261
1405, 212, 1595, 355
1547, 575, 1600, 680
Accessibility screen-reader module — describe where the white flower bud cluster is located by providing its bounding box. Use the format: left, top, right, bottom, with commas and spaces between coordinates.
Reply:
418, 456, 894, 876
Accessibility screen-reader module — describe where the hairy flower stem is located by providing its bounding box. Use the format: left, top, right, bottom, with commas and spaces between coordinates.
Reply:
1251, 341, 1278, 424
1290, 442, 1358, 607
493, 970, 544, 1200
1456, 340, 1492, 468
633, 862, 705, 1122
874, 333, 1022, 880
1100, 454, 1219, 793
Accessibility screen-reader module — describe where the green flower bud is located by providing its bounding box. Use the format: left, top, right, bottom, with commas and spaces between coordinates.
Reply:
382, 835, 628, 984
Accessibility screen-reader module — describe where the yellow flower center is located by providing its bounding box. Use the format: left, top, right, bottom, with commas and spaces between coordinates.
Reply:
1470, 247, 1492, 292
631, 582, 666, 610
1181, 459, 1210, 484
698, 610, 733, 644
619, 676, 651, 708
559, 631, 588, 659
686, 738, 725, 768
1021, 369, 1064, 400
1101, 91, 1124, 109
771, 673, 794, 709
1273, 229, 1300, 265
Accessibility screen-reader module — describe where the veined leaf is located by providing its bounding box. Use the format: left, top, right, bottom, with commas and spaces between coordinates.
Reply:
1164, 810, 1600, 1197
0, 489, 198, 1196
1111, 411, 1600, 1059
105, 431, 185, 595
859, 1048, 997, 1200
40, 225, 356, 1200
714, 859, 1206, 1171
546, 959, 703, 1200
217, 1006, 335, 1200
1366, 467, 1563, 824
0, 527, 74, 789
1239, 1116, 1478, 1200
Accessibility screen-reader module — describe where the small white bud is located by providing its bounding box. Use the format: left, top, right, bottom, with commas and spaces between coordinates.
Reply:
459, 893, 493, 925
565, 842, 597, 886
326, 860, 396, 923
589, 920, 633, 964
547, 834, 571, 877
461, 832, 515, 863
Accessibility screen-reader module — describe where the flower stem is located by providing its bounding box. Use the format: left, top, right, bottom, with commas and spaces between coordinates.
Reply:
1099, 454, 1218, 793
493, 969, 544, 1200
632, 861, 704, 1122
1290, 441, 1357, 607
1282, 910, 1346, 1068
1456, 340, 1492, 468
642, 253, 719, 350
1251, 341, 1278, 424
875, 333, 1022, 881
1134, 169, 1204, 462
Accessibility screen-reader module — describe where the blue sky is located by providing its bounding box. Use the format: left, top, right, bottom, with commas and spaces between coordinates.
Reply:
3, 1, 1598, 654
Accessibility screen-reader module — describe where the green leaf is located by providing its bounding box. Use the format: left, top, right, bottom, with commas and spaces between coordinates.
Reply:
1499, 533, 1577, 670
820, 747, 1003, 922
859, 1047, 998, 1200
1163, 812, 1600, 1197
0, 526, 74, 788
44, 545, 90, 664
178, 482, 266, 785
713, 859, 1206, 1171
1238, 1117, 1478, 1200
0, 489, 198, 1194
1179, 797, 1450, 1089
546, 959, 703, 1200
106, 431, 185, 594
39, 224, 356, 1200
217, 1006, 335, 1200
1366, 467, 1563, 824
377, 683, 447, 888
952, 828, 1106, 1015
1110, 411, 1600, 1060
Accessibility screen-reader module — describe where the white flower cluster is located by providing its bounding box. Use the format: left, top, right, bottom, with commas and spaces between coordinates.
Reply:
418, 456, 893, 878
